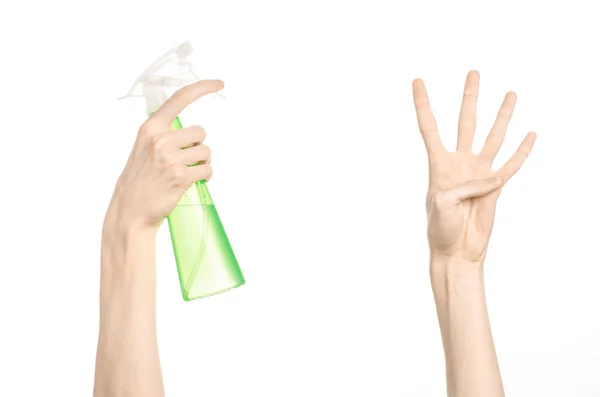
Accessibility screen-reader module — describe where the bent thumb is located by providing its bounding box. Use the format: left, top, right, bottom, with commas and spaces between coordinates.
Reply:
441, 177, 503, 206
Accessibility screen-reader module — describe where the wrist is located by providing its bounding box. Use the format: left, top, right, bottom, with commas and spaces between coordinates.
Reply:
430, 254, 483, 274
100, 203, 158, 325
103, 199, 156, 237
101, 201, 157, 276
429, 254, 485, 295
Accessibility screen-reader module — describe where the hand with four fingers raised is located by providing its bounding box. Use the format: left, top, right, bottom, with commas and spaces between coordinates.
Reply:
413, 70, 536, 264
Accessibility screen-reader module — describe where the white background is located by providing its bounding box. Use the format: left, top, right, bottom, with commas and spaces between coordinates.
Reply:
1, 0, 599, 396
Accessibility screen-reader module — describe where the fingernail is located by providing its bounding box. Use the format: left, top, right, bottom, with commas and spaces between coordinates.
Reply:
215, 79, 225, 89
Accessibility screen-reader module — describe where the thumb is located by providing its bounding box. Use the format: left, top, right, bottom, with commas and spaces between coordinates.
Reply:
438, 177, 503, 206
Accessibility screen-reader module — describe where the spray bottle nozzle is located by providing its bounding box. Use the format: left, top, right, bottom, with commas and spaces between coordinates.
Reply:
173, 41, 193, 58
120, 41, 223, 114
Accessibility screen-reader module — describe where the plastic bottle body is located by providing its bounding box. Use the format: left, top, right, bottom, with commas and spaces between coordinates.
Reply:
167, 117, 245, 300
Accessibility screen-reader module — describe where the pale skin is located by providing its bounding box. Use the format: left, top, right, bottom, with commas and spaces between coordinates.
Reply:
93, 71, 534, 397
412, 70, 536, 397
93, 79, 224, 397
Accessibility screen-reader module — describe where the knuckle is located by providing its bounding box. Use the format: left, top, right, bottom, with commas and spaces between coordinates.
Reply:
191, 125, 206, 144
194, 164, 213, 182
204, 165, 214, 180
162, 154, 177, 169
415, 102, 429, 113
140, 117, 162, 135
174, 90, 193, 106
193, 125, 206, 136
485, 134, 504, 148
151, 134, 168, 152
518, 146, 531, 156
139, 122, 153, 137
171, 166, 188, 187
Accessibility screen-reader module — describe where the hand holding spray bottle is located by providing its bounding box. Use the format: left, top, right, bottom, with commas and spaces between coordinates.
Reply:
121, 42, 244, 301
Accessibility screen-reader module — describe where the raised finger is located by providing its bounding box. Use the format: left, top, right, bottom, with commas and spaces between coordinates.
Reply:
480, 91, 517, 162
412, 78, 445, 156
456, 70, 480, 152
496, 131, 537, 182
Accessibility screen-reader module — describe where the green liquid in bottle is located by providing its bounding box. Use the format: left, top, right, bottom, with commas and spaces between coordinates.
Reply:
166, 117, 245, 301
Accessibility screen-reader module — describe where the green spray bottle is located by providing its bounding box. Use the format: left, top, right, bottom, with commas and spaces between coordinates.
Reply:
120, 42, 245, 301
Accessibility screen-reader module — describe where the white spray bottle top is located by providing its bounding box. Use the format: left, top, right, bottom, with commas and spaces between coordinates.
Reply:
120, 41, 223, 114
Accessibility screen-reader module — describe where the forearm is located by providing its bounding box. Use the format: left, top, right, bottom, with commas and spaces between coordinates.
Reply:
93, 206, 164, 397
430, 255, 504, 397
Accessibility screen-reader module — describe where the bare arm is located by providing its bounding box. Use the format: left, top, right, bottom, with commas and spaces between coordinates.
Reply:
92, 79, 225, 397
412, 70, 536, 397
93, 213, 163, 396
430, 255, 503, 397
